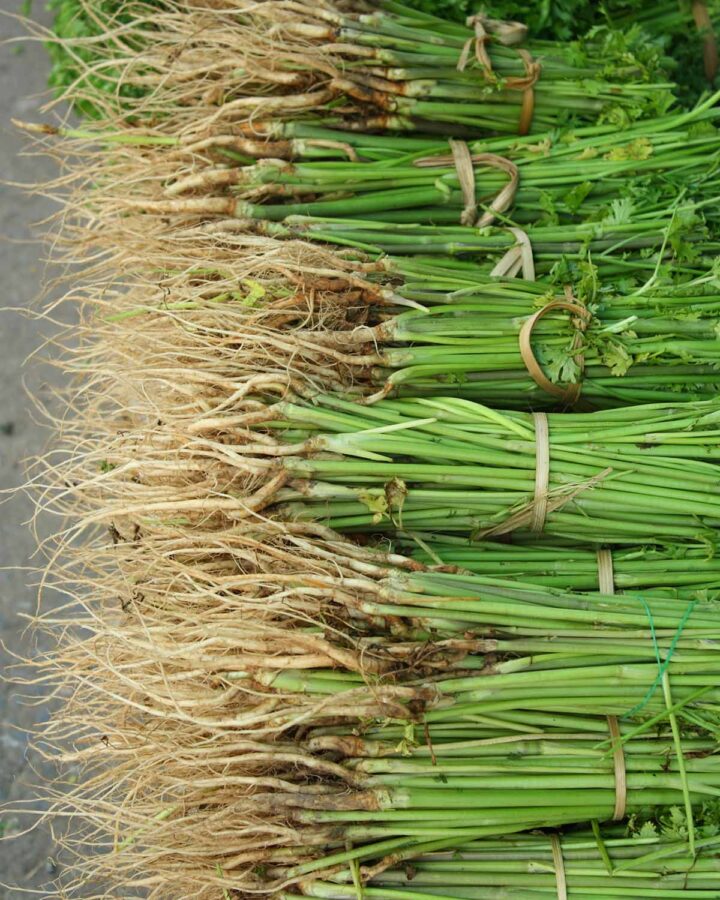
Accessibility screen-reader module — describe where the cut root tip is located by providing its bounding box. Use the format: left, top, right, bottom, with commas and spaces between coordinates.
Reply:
12, 119, 60, 136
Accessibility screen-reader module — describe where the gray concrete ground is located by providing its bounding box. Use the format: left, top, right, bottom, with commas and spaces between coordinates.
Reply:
1, 2, 74, 895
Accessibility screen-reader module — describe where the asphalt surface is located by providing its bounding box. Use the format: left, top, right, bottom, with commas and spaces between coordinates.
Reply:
1, 3, 74, 895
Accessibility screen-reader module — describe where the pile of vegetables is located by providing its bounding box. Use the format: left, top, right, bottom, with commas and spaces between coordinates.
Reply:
21, 0, 720, 897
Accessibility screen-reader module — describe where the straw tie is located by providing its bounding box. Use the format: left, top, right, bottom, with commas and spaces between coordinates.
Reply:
692, 1, 719, 81
458, 14, 540, 134
597, 548, 615, 595
607, 715, 627, 820
512, 49, 542, 136
490, 227, 535, 279
414, 142, 519, 227
531, 411, 550, 533
457, 14, 527, 74
550, 834, 567, 900
529, 408, 610, 537
519, 285, 592, 404
598, 559, 695, 838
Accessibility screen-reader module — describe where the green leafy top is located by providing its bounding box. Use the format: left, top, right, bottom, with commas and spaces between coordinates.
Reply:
45, 0, 163, 118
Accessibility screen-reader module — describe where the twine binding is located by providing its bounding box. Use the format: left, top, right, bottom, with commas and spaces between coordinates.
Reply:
490, 227, 535, 279
457, 14, 527, 73
531, 411, 550, 533
519, 286, 592, 404
481, 464, 611, 539
551, 834, 568, 900
597, 548, 615, 595
515, 48, 540, 136
692, 1, 719, 82
458, 14, 540, 134
607, 715, 627, 820
414, 141, 519, 228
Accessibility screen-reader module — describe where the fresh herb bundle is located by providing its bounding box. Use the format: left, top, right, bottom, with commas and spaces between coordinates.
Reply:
214, 716, 720, 883
253, 206, 712, 281
247, 559, 720, 720
216, 0, 676, 135
280, 273, 720, 409
286, 828, 720, 900
404, 536, 720, 598
174, 101, 720, 230
42, 0, 678, 131
255, 393, 720, 544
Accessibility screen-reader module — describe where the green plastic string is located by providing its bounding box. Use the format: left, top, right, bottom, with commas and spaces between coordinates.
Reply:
622, 596, 698, 719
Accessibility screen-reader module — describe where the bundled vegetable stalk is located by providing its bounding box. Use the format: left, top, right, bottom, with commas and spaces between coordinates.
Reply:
288, 827, 720, 900
266, 272, 720, 409
205, 0, 677, 134
54, 224, 720, 411
408, 0, 718, 107
243, 392, 720, 544
175, 713, 720, 885
245, 204, 713, 285
42, 229, 720, 414
158, 99, 720, 230
405, 536, 720, 598
245, 561, 720, 719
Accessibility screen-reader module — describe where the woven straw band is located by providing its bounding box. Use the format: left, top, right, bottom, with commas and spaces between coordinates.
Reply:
597, 548, 615, 595
599, 568, 628, 820
414, 141, 519, 228
519, 287, 592, 404
531, 411, 550, 533
607, 714, 627, 820
692, 1, 719, 81
457, 13, 541, 134
490, 227, 535, 279
551, 834, 567, 900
